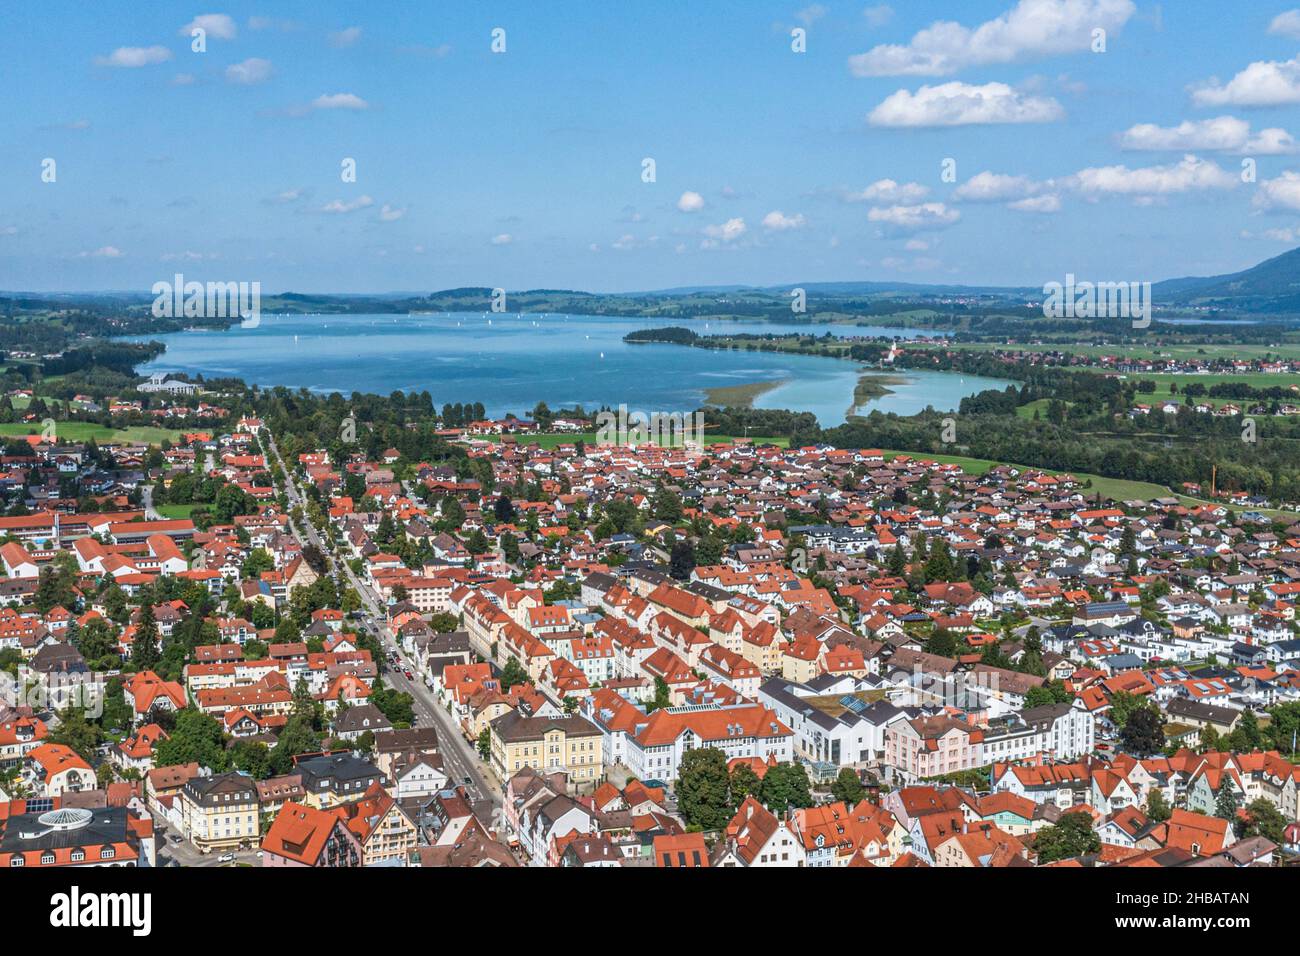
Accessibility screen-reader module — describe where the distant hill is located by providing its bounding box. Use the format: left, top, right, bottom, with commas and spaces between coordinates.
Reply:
1154, 246, 1300, 311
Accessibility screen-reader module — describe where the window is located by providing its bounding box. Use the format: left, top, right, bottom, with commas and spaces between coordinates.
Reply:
101, 848, 115, 860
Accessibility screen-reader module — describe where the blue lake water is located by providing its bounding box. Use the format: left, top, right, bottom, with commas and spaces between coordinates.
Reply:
131, 313, 1013, 426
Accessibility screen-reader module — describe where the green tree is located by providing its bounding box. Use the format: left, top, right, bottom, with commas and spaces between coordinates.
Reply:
48, 703, 103, 763
477, 728, 492, 759
1033, 810, 1101, 863
1120, 706, 1166, 757
676, 748, 733, 831
830, 767, 865, 805
728, 763, 762, 807
1215, 784, 1240, 823
153, 708, 228, 771
131, 603, 161, 671
1240, 798, 1286, 844
499, 656, 529, 692
1145, 788, 1172, 823
760, 762, 813, 814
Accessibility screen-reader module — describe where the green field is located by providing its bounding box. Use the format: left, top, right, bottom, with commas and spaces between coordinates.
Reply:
879, 449, 1295, 517
0, 422, 180, 444
149, 503, 200, 519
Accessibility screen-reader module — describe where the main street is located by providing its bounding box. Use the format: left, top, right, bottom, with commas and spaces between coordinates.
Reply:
263, 431, 502, 821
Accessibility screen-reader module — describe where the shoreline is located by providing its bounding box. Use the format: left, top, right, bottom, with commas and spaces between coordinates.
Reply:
702, 378, 789, 408
848, 370, 907, 417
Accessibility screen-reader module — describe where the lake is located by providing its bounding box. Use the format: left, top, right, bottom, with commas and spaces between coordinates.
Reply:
131, 313, 1014, 426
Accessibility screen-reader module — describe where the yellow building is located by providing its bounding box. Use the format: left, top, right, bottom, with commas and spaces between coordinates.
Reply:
489, 712, 603, 784
179, 771, 261, 852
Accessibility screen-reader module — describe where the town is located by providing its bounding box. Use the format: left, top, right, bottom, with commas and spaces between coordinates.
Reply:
0, 392, 1296, 871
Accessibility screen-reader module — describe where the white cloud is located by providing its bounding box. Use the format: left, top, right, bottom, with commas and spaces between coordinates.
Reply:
320, 195, 374, 213
844, 178, 929, 203
1007, 193, 1061, 212
329, 26, 363, 48
1120, 115, 1296, 154
1242, 226, 1300, 242
180, 14, 237, 40
862, 4, 894, 27
762, 210, 807, 230
378, 204, 406, 221
160, 250, 217, 262
903, 238, 929, 251
867, 202, 960, 232
849, 0, 1134, 77
172, 73, 196, 86
1067, 154, 1238, 196
94, 46, 173, 68
702, 217, 747, 242
1191, 54, 1300, 107
0, 226, 18, 236
79, 246, 124, 258
1253, 170, 1300, 212
952, 171, 1045, 202
270, 189, 303, 204
1267, 9, 1300, 39
796, 5, 828, 26
677, 191, 705, 212
490, 233, 514, 245
311, 92, 370, 111
868, 81, 1063, 127
225, 58, 273, 85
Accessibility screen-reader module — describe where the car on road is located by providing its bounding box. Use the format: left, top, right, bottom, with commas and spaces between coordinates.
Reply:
404, 670, 414, 680
170, 834, 183, 843
217, 853, 235, 863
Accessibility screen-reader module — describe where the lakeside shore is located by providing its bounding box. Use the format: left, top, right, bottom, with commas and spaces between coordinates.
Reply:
702, 379, 788, 408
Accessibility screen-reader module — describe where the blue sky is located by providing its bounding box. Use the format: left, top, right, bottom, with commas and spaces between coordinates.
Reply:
5, 1, 1300, 293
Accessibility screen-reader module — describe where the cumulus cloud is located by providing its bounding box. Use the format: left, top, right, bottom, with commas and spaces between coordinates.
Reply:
849, 0, 1134, 77
1267, 9, 1300, 39
702, 217, 747, 242
1008, 193, 1061, 213
1066, 154, 1238, 196
379, 204, 406, 221
225, 58, 273, 84
329, 26, 363, 48
844, 178, 929, 203
867, 202, 960, 232
1253, 170, 1300, 212
762, 210, 806, 230
320, 195, 374, 213
1119, 115, 1295, 154
95, 45, 173, 67
869, 81, 1063, 127
677, 191, 705, 212
1191, 54, 1300, 107
952, 171, 1046, 202
180, 14, 237, 39
311, 92, 370, 110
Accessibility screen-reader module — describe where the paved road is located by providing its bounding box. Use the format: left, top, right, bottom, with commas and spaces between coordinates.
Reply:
264, 431, 502, 821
